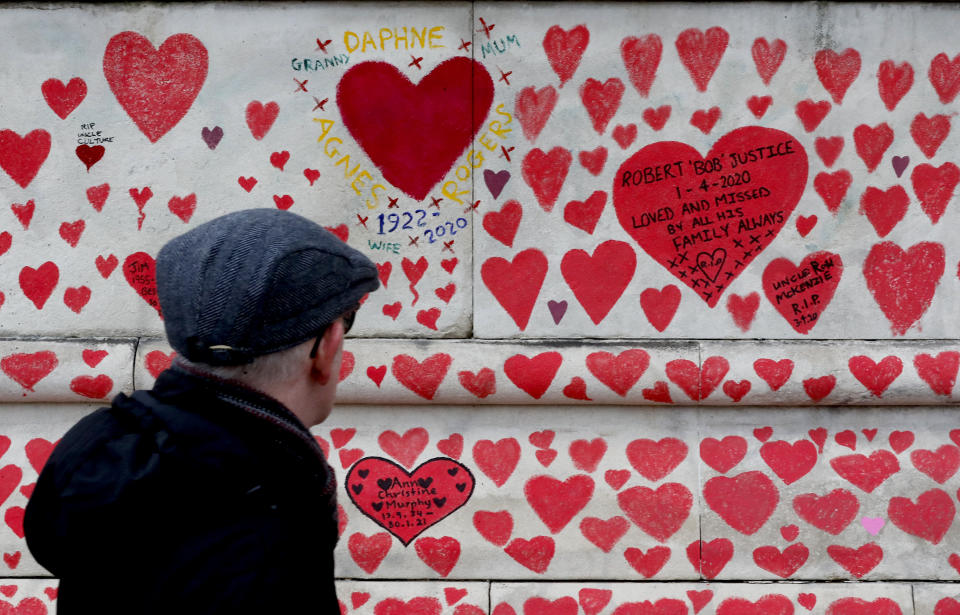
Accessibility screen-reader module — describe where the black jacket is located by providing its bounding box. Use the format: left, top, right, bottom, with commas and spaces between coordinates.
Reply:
24, 364, 340, 614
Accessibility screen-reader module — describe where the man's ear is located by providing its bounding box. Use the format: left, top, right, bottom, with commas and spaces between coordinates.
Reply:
310, 320, 344, 385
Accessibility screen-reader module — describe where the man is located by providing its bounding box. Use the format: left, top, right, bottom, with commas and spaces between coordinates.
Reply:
24, 208, 379, 613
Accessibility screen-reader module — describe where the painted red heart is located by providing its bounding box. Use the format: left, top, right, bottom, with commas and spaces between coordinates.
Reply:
562, 377, 590, 401
273, 194, 293, 210
19, 262, 59, 310
638, 285, 680, 333
760, 439, 817, 485
473, 510, 512, 546
722, 380, 750, 402
604, 469, 630, 490
911, 445, 960, 484
103, 32, 207, 142
830, 450, 900, 493
75, 144, 104, 171
687, 590, 715, 614
860, 186, 908, 237
753, 359, 793, 391
515, 86, 557, 143
9, 201, 33, 231
347, 531, 391, 574
612, 124, 637, 149
402, 256, 428, 286
338, 58, 493, 201
849, 355, 903, 397
754, 427, 773, 442
269, 150, 289, 171
416, 308, 441, 330
543, 25, 589, 86
815, 136, 844, 167
579, 589, 613, 615
70, 374, 113, 399
622, 547, 672, 579
690, 107, 721, 134
82, 349, 108, 368
580, 78, 624, 134
579, 147, 607, 176
626, 437, 687, 481
528, 431, 554, 449
752, 543, 808, 578
912, 162, 960, 224
795, 99, 831, 132
747, 95, 773, 119
504, 535, 554, 573
642, 106, 671, 131
391, 353, 451, 400
814, 169, 852, 214
167, 194, 196, 223
63, 286, 91, 314
910, 113, 949, 159
888, 488, 955, 544
889, 430, 915, 454
58, 219, 85, 248
123, 252, 162, 316
42, 77, 87, 119
665, 356, 729, 401
621, 34, 662, 97
914, 351, 959, 396
246, 101, 279, 140
145, 350, 174, 379
617, 482, 692, 541
717, 596, 793, 615
414, 536, 460, 577
762, 251, 842, 333
504, 351, 562, 399
586, 349, 649, 397
0, 129, 51, 188
458, 368, 496, 399
796, 215, 817, 237
687, 538, 733, 579
561, 240, 635, 324
86, 183, 110, 212
815, 48, 861, 104
675, 27, 729, 92
827, 543, 883, 578
936, 598, 960, 615
237, 176, 257, 192
522, 147, 572, 212
346, 457, 473, 545
699, 436, 747, 473
303, 168, 320, 186
481, 249, 548, 331
793, 488, 859, 535
613, 126, 807, 307
378, 428, 428, 469
727, 292, 760, 331
569, 438, 606, 473
564, 190, 606, 234
877, 60, 913, 110
930, 52, 960, 104
471, 438, 520, 487
835, 430, 857, 451
704, 470, 779, 535
526, 597, 577, 615
525, 474, 594, 534
752, 37, 787, 85
864, 242, 944, 335
483, 200, 522, 247
853, 123, 894, 173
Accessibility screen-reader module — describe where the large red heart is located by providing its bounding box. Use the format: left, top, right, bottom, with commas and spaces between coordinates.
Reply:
616, 482, 693, 541
863, 241, 944, 335
42, 77, 87, 119
103, 31, 208, 143
481, 249, 548, 331
123, 252, 162, 316
346, 456, 474, 545
337, 58, 493, 201
703, 470, 779, 535
0, 129, 51, 189
524, 474, 594, 534
793, 488, 859, 535
613, 126, 807, 306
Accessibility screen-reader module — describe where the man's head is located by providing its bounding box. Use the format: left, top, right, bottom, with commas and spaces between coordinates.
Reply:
155, 208, 379, 423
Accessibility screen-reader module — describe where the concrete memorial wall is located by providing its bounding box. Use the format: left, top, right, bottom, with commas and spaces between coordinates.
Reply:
1, 2, 959, 613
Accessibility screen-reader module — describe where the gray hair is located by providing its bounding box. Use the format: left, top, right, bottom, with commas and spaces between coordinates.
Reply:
174, 337, 315, 390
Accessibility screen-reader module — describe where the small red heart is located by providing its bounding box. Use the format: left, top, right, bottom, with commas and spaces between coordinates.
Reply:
303, 168, 320, 185
604, 469, 630, 490
690, 107, 721, 134
44, 587, 57, 601
0, 585, 15, 598
797, 593, 817, 610
70, 374, 113, 399
754, 426, 773, 442
535, 448, 558, 467
612, 124, 637, 149
86, 184, 110, 211
795, 99, 831, 132
780, 524, 799, 541
330, 428, 356, 448
246, 101, 279, 140
747, 95, 773, 118
727, 292, 760, 332
382, 302, 401, 320
58, 219, 85, 247
82, 349, 108, 368
441, 258, 458, 274
338, 448, 363, 469
10, 200, 35, 230
168, 194, 197, 224
2, 552, 20, 570
63, 286, 91, 314
270, 150, 290, 171
796, 214, 817, 237
324, 224, 348, 242
75, 144, 105, 171
578, 147, 607, 176
94, 254, 118, 279
366, 365, 386, 387
0, 232, 11, 257
804, 375, 837, 402
238, 176, 257, 192
145, 350, 174, 379
815, 136, 844, 167
528, 430, 555, 449
273, 194, 293, 210
437, 433, 463, 459
642, 105, 671, 131
416, 307, 441, 330
562, 377, 591, 401
641, 381, 673, 403
351, 592, 370, 609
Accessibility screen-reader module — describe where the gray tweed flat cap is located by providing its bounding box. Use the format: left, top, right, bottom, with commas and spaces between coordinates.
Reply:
156, 208, 379, 366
